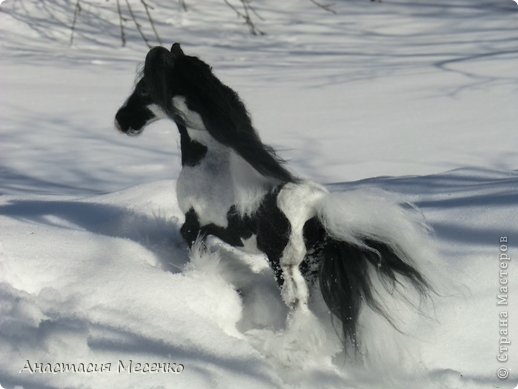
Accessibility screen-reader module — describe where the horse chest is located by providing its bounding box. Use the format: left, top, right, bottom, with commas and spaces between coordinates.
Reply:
176, 150, 235, 228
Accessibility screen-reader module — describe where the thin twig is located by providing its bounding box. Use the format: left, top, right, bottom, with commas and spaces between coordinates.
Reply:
243, 0, 265, 35
309, 0, 336, 14
69, 0, 81, 46
116, 0, 126, 47
125, 0, 151, 47
178, 0, 188, 12
223, 0, 264, 35
223, 0, 242, 17
248, 1, 265, 22
141, 0, 162, 45
240, 0, 256, 35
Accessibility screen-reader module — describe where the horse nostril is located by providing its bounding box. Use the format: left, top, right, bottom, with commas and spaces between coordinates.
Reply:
114, 118, 123, 132
114, 118, 126, 133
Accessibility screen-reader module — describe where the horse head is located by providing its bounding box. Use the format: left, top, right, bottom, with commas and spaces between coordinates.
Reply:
114, 43, 186, 135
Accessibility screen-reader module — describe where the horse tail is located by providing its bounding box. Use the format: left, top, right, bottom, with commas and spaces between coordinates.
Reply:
313, 189, 436, 351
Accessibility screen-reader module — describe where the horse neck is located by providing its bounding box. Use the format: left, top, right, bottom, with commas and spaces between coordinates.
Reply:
179, 126, 278, 217
179, 125, 229, 167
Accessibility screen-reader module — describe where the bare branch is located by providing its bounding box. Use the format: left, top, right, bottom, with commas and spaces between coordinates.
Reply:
248, 1, 265, 22
223, 0, 265, 36
125, 0, 151, 48
223, 0, 242, 17
241, 0, 264, 35
116, 0, 126, 47
309, 0, 336, 14
64, 0, 338, 46
69, 0, 82, 46
141, 0, 162, 45
178, 0, 188, 12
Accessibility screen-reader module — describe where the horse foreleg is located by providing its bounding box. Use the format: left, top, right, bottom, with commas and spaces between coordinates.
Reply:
180, 208, 201, 248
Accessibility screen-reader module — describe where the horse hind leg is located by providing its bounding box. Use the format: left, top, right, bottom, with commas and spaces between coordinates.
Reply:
251, 189, 333, 363
279, 237, 310, 313
275, 183, 327, 314
264, 234, 331, 364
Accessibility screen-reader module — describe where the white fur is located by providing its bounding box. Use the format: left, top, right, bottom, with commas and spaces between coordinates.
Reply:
230, 151, 276, 216
147, 103, 167, 120
277, 182, 328, 258
176, 132, 234, 227
172, 96, 206, 130
315, 188, 434, 273
240, 234, 261, 255
275, 182, 328, 308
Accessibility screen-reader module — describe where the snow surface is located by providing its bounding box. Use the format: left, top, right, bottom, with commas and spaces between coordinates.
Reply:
1, 0, 518, 388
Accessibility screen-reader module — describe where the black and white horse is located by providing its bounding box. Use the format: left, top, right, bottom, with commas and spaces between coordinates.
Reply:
115, 43, 436, 356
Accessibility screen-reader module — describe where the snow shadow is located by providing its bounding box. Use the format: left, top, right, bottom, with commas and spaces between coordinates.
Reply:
87, 323, 282, 387
0, 283, 283, 389
0, 166, 100, 197
0, 105, 179, 197
0, 200, 187, 272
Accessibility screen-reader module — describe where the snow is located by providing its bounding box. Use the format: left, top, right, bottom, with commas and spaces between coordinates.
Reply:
1, 0, 518, 388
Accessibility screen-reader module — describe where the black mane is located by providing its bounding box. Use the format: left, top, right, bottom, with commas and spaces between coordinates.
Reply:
144, 47, 297, 183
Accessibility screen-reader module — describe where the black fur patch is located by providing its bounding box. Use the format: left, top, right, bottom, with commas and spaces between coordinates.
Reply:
180, 208, 201, 247
226, 205, 256, 242
180, 183, 291, 286
318, 234, 431, 351
199, 206, 255, 247
255, 186, 291, 287
179, 186, 291, 288
300, 217, 327, 284
180, 206, 256, 248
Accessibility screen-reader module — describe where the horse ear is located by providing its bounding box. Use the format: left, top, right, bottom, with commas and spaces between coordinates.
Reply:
145, 47, 171, 72
171, 43, 184, 57
144, 47, 172, 103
